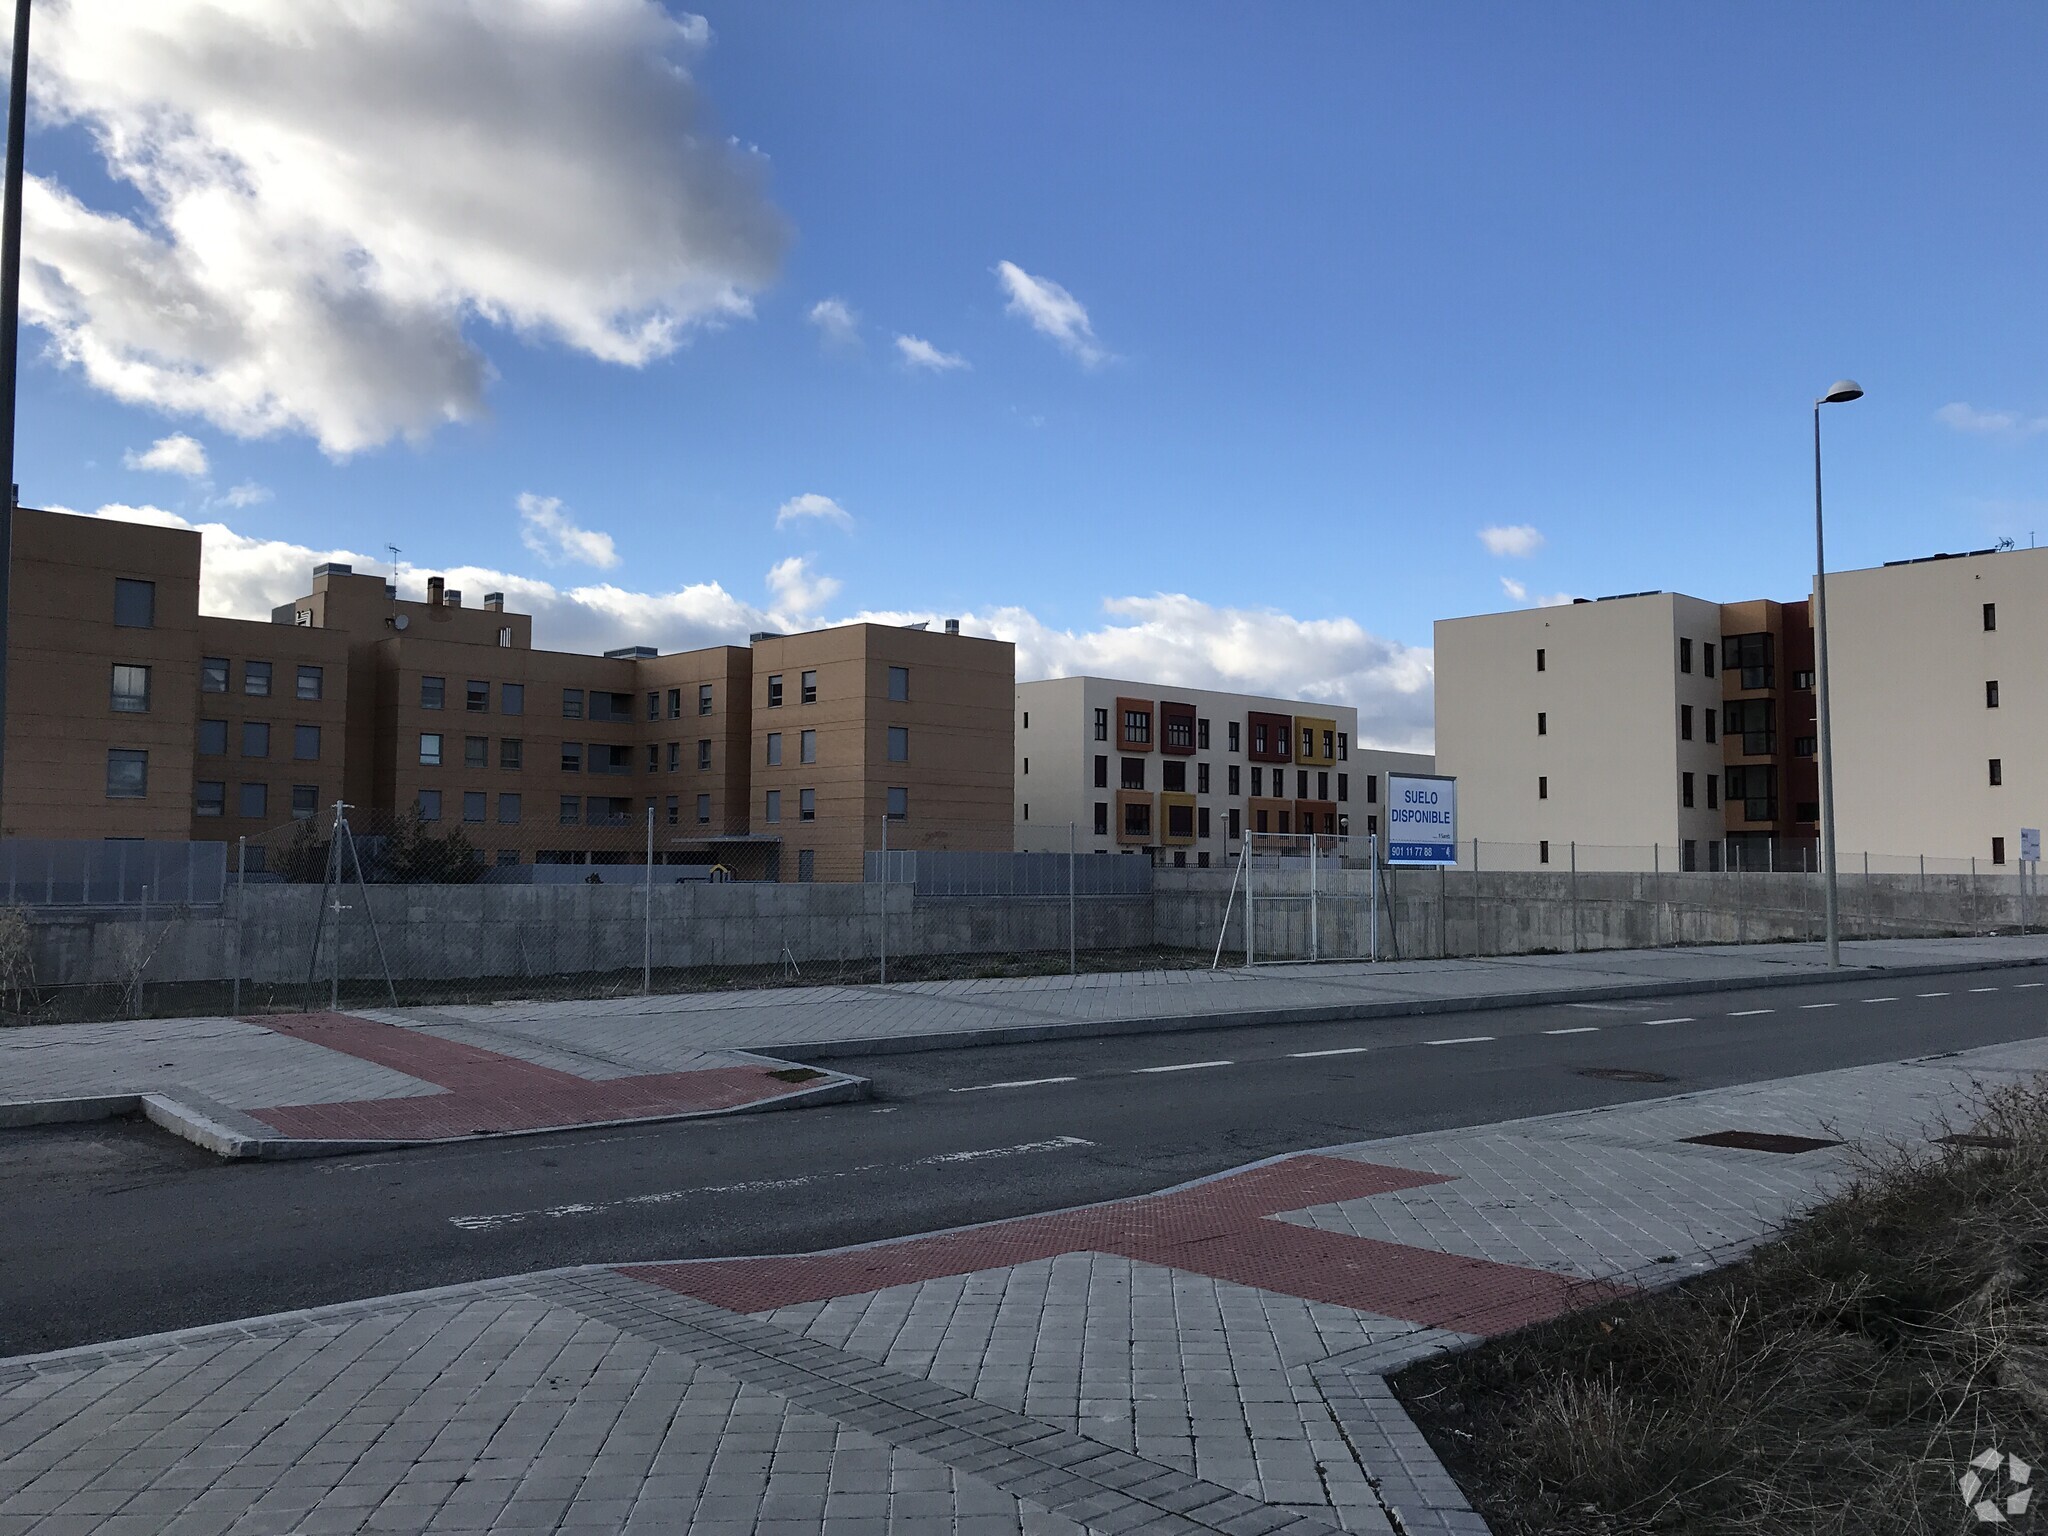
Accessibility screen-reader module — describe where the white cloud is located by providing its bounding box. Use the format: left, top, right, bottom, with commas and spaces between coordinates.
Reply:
68, 505, 1437, 751
23, 0, 786, 454
1478, 524, 1544, 558
1499, 575, 1575, 609
895, 334, 969, 372
123, 433, 209, 478
218, 481, 271, 508
775, 493, 853, 532
1936, 401, 2048, 437
765, 555, 843, 618
994, 260, 1108, 367
518, 493, 620, 569
807, 297, 859, 348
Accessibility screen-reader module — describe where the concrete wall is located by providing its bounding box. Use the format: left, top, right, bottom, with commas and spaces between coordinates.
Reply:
17, 866, 2035, 991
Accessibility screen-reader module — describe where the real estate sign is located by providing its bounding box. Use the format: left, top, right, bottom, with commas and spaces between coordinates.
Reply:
1387, 773, 1457, 865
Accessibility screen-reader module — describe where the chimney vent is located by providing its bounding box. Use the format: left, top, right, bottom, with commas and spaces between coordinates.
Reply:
427, 575, 445, 606
445, 589, 462, 608
484, 592, 505, 612
945, 618, 960, 635
312, 562, 353, 578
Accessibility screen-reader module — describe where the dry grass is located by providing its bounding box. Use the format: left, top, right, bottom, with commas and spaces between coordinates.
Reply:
1393, 1077, 2048, 1535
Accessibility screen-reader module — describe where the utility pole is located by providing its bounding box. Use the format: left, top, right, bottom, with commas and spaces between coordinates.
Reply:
0, 0, 33, 827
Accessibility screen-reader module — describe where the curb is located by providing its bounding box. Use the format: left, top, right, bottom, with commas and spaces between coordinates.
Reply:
0, 1066, 871, 1161
765, 953, 2048, 1060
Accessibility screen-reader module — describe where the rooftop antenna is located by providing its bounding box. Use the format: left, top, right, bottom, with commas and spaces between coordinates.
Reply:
386, 544, 402, 594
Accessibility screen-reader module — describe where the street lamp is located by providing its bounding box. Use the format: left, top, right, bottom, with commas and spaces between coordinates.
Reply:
1812, 378, 1863, 969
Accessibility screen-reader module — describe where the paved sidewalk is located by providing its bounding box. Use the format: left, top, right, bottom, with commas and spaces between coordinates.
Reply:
0, 1010, 866, 1158
4, 1036, 2042, 1533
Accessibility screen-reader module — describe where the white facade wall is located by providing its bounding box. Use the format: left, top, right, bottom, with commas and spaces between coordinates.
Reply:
1015, 676, 1425, 861
1435, 592, 1727, 867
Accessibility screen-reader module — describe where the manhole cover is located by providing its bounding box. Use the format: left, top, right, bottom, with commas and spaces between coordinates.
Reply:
1577, 1067, 1676, 1084
1682, 1130, 1843, 1154
1938, 1133, 2014, 1150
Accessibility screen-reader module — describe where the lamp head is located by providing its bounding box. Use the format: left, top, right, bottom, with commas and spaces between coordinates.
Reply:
1818, 380, 1864, 405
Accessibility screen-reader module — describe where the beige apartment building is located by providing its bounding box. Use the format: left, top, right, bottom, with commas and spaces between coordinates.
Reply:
2, 507, 1015, 880
1014, 675, 1430, 865
1437, 546, 2030, 870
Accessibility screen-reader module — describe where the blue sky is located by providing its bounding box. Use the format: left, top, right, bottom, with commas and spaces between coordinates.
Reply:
14, 2, 2048, 747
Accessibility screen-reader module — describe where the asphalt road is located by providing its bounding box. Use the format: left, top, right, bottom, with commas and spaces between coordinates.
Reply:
7, 960, 2047, 1356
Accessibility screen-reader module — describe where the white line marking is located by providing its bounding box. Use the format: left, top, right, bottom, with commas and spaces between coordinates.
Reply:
1917, 992, 1949, 998
1136, 1060, 1234, 1074
1644, 1017, 1692, 1025
447, 1136, 1096, 1232
1544, 1027, 1601, 1035
1425, 1036, 1495, 1046
1728, 1009, 1775, 1017
1970, 987, 2000, 993
1800, 1002, 1837, 1009
1864, 996, 1899, 1003
949, 1076, 1078, 1093
2018, 983, 2043, 989
1288, 1047, 1371, 1058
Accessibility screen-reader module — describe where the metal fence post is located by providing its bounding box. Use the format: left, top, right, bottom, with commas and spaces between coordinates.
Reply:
231, 836, 245, 1015
642, 805, 653, 997
137, 883, 148, 1016
1245, 834, 1255, 966
1569, 840, 1579, 954
1067, 821, 1077, 977
1369, 832, 1379, 963
878, 811, 888, 985
1308, 833, 1319, 962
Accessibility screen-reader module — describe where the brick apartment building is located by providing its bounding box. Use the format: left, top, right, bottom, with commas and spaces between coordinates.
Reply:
2, 507, 1014, 880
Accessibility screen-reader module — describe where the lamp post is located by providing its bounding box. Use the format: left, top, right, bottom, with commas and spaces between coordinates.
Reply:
1812, 378, 1863, 969
0, 0, 29, 830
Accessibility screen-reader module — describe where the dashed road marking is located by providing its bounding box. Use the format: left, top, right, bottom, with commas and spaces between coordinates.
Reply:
1288, 1047, 1371, 1058
1865, 997, 1899, 1003
950, 1076, 1078, 1093
1544, 1027, 1601, 1035
1644, 1017, 1692, 1026
1970, 987, 2000, 994
1729, 1009, 1775, 1017
1918, 992, 1950, 998
1136, 1060, 1234, 1074
1425, 1036, 1495, 1046
2018, 982, 2044, 990
1800, 1002, 1837, 1009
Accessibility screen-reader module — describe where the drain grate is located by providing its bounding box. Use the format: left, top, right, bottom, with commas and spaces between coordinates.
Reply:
1937, 1133, 2014, 1150
1578, 1067, 1676, 1084
1683, 1130, 1843, 1155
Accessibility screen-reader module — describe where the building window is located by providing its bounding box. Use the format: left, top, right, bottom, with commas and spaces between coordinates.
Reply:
767, 674, 784, 708
1537, 711, 1547, 736
698, 683, 713, 715
501, 738, 523, 770
295, 725, 322, 761
666, 741, 680, 772
196, 780, 225, 817
1985, 602, 1998, 632
888, 667, 909, 702
293, 665, 322, 702
1540, 839, 1550, 864
1680, 704, 1693, 741
1198, 719, 1211, 749
1093, 707, 1109, 742
1251, 767, 1263, 796
1167, 714, 1195, 751
242, 721, 271, 758
501, 683, 524, 716
1300, 725, 1314, 758
245, 661, 273, 698
466, 680, 489, 713
1991, 758, 2004, 786
1317, 770, 1329, 800
1336, 772, 1347, 802
1337, 732, 1348, 761
794, 848, 815, 882
201, 656, 229, 693
493, 793, 520, 825
1198, 807, 1212, 839
198, 719, 227, 755
1538, 775, 1548, 800
887, 786, 909, 820
1228, 765, 1240, 796
1094, 754, 1108, 789
1163, 760, 1186, 793
1228, 721, 1241, 753
239, 782, 267, 818
1723, 632, 1774, 690
560, 742, 582, 772
559, 795, 580, 825
1228, 807, 1242, 840
1703, 642, 1716, 679
1094, 802, 1109, 835
1706, 711, 1718, 744
1297, 769, 1309, 798
107, 749, 148, 798
1726, 766, 1778, 822
697, 739, 712, 770
1793, 735, 1816, 757
1367, 774, 1379, 803
646, 743, 659, 772
418, 732, 441, 766
467, 736, 489, 769
801, 670, 817, 704
1679, 637, 1692, 674
766, 732, 782, 767
647, 690, 660, 722
1796, 801, 1819, 823
1726, 699, 1775, 755
1988, 680, 2001, 709
800, 788, 816, 822
1682, 770, 1696, 808
764, 789, 781, 823
1198, 762, 1211, 794
664, 794, 679, 827
1792, 670, 1815, 691
463, 791, 486, 824
800, 729, 816, 765
1255, 809, 1268, 835
420, 675, 443, 709
1121, 758, 1145, 790
1536, 647, 1546, 673
1124, 800, 1151, 838
562, 687, 584, 719
1994, 836, 2008, 866
1252, 723, 1267, 754
696, 793, 711, 824
110, 663, 150, 713
113, 578, 155, 628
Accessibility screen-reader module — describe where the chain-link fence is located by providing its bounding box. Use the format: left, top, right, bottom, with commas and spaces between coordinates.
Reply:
2, 824, 2042, 1022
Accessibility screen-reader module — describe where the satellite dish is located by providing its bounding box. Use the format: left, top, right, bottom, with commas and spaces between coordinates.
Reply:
387, 613, 410, 631
907, 621, 929, 631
